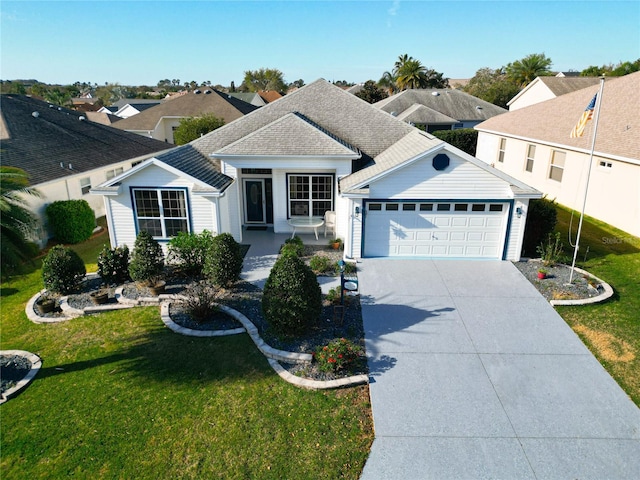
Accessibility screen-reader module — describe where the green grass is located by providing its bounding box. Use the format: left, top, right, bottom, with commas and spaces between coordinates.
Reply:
553, 205, 640, 406
1, 228, 373, 479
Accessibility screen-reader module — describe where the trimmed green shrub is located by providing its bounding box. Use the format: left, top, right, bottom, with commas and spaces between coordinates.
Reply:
97, 244, 130, 285
46, 200, 95, 244
42, 245, 86, 294
280, 236, 304, 258
522, 197, 558, 257
309, 254, 332, 274
432, 128, 478, 156
314, 338, 363, 373
262, 255, 322, 335
168, 230, 215, 277
204, 233, 243, 287
128, 231, 164, 285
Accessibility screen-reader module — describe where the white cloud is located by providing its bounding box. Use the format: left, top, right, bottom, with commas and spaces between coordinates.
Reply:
388, 0, 401, 17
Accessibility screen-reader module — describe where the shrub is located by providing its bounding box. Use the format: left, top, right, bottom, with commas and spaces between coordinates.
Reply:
432, 128, 478, 156
204, 233, 243, 287
280, 236, 304, 257
168, 230, 215, 277
97, 244, 130, 285
179, 281, 221, 323
262, 255, 322, 336
42, 245, 86, 294
522, 197, 557, 257
46, 200, 95, 244
314, 338, 363, 373
128, 231, 164, 285
309, 254, 332, 274
537, 232, 564, 266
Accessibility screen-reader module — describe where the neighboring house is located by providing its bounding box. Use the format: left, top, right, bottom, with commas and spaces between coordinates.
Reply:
257, 90, 283, 103
84, 111, 121, 126
94, 80, 540, 261
507, 76, 600, 110
373, 89, 506, 132
0, 94, 171, 245
71, 96, 102, 112
475, 72, 640, 237
229, 92, 267, 107
111, 99, 162, 118
112, 89, 258, 144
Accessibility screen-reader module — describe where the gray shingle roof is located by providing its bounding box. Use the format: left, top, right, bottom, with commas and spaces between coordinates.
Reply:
192, 79, 415, 160
0, 94, 171, 185
112, 89, 258, 131
476, 72, 640, 161
154, 145, 232, 190
374, 89, 506, 122
396, 104, 459, 124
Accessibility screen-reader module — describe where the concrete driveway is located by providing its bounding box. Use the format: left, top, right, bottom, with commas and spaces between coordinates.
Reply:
359, 259, 640, 480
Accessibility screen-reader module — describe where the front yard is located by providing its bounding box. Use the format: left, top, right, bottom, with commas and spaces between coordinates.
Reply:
0, 228, 373, 479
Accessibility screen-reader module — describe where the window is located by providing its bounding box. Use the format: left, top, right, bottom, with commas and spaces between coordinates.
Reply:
437, 203, 451, 211
497, 137, 507, 163
454, 203, 468, 211
106, 167, 124, 180
385, 203, 399, 211
80, 177, 91, 195
525, 144, 536, 172
419, 203, 433, 211
549, 150, 566, 182
489, 204, 504, 212
287, 174, 333, 217
368, 203, 382, 211
402, 204, 416, 211
472, 204, 486, 212
133, 189, 189, 238
599, 161, 612, 169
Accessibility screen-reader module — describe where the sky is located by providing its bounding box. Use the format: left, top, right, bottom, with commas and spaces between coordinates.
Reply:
1, 0, 639, 87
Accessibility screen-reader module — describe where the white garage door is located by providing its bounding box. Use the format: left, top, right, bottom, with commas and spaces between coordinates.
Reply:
363, 201, 508, 258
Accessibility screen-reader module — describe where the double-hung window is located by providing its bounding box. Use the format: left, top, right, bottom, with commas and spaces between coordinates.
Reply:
133, 188, 189, 238
288, 174, 333, 217
497, 137, 507, 163
548, 150, 566, 182
525, 144, 535, 172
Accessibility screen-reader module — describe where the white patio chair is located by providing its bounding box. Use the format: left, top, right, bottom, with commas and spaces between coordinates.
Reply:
324, 211, 336, 237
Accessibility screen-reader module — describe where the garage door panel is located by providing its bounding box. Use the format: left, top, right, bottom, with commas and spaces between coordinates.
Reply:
364, 202, 508, 258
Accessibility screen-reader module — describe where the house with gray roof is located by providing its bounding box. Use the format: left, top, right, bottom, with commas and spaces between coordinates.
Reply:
507, 76, 601, 110
0, 94, 171, 245
373, 89, 506, 132
94, 79, 539, 260
112, 88, 258, 144
475, 72, 640, 237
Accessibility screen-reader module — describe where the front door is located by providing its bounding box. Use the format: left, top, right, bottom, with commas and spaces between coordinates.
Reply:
244, 179, 266, 223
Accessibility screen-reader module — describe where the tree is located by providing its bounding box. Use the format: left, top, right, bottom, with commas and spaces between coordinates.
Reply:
1, 167, 40, 278
506, 53, 553, 88
378, 71, 397, 96
390, 54, 449, 91
580, 59, 639, 77
464, 67, 521, 108
173, 114, 225, 145
242, 68, 287, 92
289, 79, 305, 89
354, 80, 388, 103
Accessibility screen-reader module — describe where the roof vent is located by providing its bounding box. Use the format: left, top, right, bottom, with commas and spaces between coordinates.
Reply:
79, 116, 86, 121
476, 106, 483, 110
433, 153, 450, 171
390, 111, 397, 116
204, 89, 212, 94
32, 111, 40, 118
194, 89, 201, 94
60, 162, 64, 168
432, 91, 440, 96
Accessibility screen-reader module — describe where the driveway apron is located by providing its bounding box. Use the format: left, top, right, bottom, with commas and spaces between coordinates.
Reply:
359, 259, 640, 480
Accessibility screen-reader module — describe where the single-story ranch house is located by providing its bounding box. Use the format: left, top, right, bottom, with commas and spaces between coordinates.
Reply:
93, 79, 540, 261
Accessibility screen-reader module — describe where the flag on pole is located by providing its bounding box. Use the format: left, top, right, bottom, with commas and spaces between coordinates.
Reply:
570, 94, 597, 138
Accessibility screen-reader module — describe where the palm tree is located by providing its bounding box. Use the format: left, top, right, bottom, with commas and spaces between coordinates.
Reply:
378, 71, 397, 96
0, 167, 41, 277
395, 58, 429, 90
506, 53, 553, 88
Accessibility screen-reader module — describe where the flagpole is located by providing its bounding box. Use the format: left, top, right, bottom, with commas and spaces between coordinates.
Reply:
569, 77, 605, 284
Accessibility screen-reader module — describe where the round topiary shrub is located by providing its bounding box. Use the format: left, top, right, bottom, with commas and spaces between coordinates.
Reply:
203, 233, 243, 287
280, 236, 304, 257
262, 255, 322, 336
42, 245, 86, 294
46, 200, 95, 244
128, 231, 164, 285
167, 230, 214, 277
97, 244, 130, 285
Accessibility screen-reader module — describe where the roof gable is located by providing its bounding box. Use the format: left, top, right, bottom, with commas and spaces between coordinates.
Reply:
396, 104, 459, 124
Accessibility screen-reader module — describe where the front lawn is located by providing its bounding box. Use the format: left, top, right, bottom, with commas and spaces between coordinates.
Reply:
553, 205, 640, 406
0, 229, 373, 479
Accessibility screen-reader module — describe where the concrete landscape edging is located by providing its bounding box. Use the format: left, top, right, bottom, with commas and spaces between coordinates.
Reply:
0, 350, 42, 404
550, 264, 614, 306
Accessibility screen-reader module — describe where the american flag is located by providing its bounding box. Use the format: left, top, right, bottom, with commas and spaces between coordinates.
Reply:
570, 94, 597, 138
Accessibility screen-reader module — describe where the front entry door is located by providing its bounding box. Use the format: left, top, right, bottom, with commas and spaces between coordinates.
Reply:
244, 179, 266, 223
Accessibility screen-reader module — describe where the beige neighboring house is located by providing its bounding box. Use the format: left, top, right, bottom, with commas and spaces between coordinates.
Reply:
475, 72, 640, 237
0, 94, 171, 246
507, 76, 601, 111
112, 89, 258, 144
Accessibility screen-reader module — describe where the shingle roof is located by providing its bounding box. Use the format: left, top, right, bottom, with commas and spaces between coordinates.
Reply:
396, 104, 458, 125
112, 89, 258, 131
216, 112, 361, 157
111, 98, 162, 109
154, 145, 232, 190
257, 90, 283, 103
374, 89, 506, 122
476, 72, 640, 161
507, 76, 601, 107
0, 94, 171, 185
193, 79, 415, 160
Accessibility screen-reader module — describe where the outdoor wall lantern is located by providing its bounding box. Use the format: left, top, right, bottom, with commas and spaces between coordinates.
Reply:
355, 206, 361, 216
516, 207, 523, 218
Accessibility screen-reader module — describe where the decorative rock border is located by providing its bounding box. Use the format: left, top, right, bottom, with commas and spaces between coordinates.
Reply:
0, 350, 42, 404
549, 264, 614, 306
268, 359, 369, 390
160, 301, 246, 337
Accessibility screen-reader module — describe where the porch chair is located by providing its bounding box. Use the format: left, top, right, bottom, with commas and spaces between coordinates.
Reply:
324, 211, 336, 237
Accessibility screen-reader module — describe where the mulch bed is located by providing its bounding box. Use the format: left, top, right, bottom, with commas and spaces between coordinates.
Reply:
514, 260, 603, 302
1, 355, 32, 395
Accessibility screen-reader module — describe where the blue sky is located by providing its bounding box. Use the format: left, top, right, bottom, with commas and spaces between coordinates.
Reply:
1, 1, 639, 86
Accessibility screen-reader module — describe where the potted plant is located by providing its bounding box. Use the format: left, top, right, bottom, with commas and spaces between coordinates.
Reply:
328, 238, 343, 250
90, 289, 109, 305
537, 268, 548, 279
